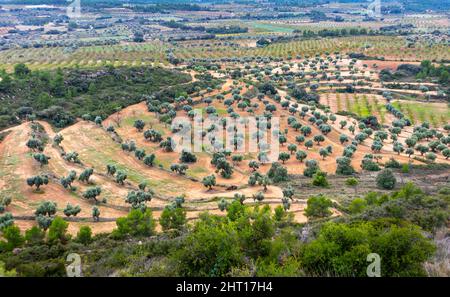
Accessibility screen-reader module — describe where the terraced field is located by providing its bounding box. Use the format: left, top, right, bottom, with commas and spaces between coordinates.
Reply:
1, 35, 448, 72
0, 41, 168, 71
391, 100, 450, 127
1, 49, 449, 235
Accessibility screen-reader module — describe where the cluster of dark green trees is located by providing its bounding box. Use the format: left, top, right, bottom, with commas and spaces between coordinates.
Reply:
160, 20, 248, 35
380, 60, 449, 85
0, 64, 192, 129
416, 60, 449, 84
300, 28, 374, 38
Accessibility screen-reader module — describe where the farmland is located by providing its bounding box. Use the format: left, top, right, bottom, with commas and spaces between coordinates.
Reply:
0, 35, 448, 72
1, 53, 448, 233
0, 0, 449, 279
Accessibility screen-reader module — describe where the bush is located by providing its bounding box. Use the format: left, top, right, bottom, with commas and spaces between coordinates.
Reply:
304, 195, 333, 219
112, 209, 156, 239
76, 226, 93, 245
0, 212, 14, 230
376, 169, 397, 190
348, 198, 367, 214
358, 183, 449, 231
301, 221, 435, 276
336, 157, 355, 175
267, 162, 289, 183
385, 158, 401, 169
24, 226, 46, 246
346, 177, 359, 188
47, 217, 70, 244
0, 225, 24, 251
312, 171, 329, 187
303, 159, 319, 177
180, 150, 197, 163
0, 261, 16, 276
172, 215, 243, 276
159, 205, 187, 232
361, 158, 381, 171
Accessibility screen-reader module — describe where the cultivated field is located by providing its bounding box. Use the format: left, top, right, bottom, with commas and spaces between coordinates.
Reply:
1, 52, 449, 233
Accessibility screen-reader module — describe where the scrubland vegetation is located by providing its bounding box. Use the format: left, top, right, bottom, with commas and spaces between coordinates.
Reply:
0, 183, 448, 277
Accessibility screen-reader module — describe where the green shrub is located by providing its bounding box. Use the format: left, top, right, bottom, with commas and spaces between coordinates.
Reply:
112, 209, 156, 239
385, 158, 401, 169
305, 195, 333, 219
348, 198, 367, 214
0, 261, 16, 276
267, 162, 289, 182
301, 221, 435, 276
47, 217, 70, 244
172, 215, 243, 277
312, 171, 329, 187
24, 226, 46, 246
376, 169, 397, 190
76, 226, 93, 245
159, 205, 187, 232
0, 225, 24, 251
